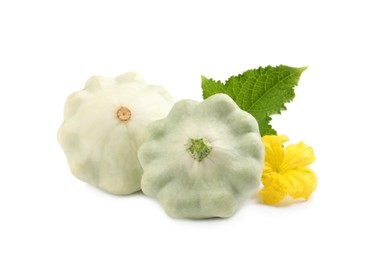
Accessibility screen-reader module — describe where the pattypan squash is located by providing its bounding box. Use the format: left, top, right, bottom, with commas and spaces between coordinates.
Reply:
138, 94, 264, 218
58, 72, 174, 195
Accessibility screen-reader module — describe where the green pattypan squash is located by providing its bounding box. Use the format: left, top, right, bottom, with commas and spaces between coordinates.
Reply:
138, 94, 264, 218
58, 72, 174, 195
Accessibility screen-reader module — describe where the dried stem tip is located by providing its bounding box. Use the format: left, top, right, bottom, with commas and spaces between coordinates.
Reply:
116, 106, 132, 121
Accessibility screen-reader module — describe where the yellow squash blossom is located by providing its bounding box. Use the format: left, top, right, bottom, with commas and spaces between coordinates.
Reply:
260, 135, 317, 205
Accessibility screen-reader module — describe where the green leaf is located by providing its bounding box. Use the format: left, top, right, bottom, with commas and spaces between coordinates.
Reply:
202, 65, 307, 136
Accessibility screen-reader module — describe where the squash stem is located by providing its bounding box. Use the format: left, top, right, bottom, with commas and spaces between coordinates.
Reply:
186, 138, 212, 162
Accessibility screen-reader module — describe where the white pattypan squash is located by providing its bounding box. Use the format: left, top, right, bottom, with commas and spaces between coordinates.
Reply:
138, 94, 264, 218
58, 72, 174, 195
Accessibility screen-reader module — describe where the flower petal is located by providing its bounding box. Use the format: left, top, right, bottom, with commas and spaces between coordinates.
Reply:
283, 142, 315, 170
281, 167, 317, 200
262, 135, 289, 170
260, 171, 287, 205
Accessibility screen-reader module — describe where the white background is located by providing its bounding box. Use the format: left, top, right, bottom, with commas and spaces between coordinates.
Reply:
1, 0, 366, 259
